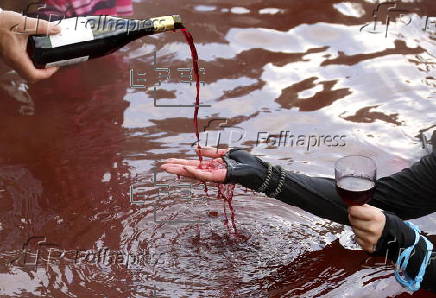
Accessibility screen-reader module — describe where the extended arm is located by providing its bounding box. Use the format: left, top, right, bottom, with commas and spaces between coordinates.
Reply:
162, 148, 436, 225
224, 149, 436, 224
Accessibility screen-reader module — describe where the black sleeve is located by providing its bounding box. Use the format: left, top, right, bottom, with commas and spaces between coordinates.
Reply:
268, 151, 436, 223
224, 149, 349, 224
374, 212, 436, 292
224, 149, 436, 225
370, 151, 436, 220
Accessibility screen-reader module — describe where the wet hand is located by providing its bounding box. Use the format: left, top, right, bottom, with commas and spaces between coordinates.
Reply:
0, 10, 60, 82
161, 147, 229, 183
348, 204, 386, 253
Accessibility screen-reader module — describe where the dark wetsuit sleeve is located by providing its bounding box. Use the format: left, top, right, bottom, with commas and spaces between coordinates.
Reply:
257, 151, 436, 225
374, 212, 436, 292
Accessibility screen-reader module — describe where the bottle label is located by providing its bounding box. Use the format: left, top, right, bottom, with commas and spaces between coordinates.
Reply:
46, 56, 89, 68
50, 17, 94, 48
149, 16, 175, 33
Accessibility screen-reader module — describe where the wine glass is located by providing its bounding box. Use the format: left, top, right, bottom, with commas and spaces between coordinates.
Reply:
335, 155, 376, 250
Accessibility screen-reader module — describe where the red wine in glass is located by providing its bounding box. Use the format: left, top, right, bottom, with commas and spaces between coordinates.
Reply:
336, 176, 375, 206
335, 155, 376, 207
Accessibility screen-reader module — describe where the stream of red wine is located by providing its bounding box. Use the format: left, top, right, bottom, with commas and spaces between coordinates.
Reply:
180, 29, 202, 162
180, 29, 238, 234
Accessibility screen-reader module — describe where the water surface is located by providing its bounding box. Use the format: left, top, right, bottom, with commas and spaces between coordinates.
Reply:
0, 0, 435, 296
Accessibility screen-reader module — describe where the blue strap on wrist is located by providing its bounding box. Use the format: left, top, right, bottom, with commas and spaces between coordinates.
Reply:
394, 221, 433, 292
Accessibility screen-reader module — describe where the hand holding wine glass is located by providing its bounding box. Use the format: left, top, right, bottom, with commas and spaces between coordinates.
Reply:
335, 155, 380, 250
348, 204, 386, 253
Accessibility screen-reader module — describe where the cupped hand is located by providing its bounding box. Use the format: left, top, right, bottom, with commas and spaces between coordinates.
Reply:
0, 11, 60, 82
161, 147, 229, 183
348, 204, 386, 253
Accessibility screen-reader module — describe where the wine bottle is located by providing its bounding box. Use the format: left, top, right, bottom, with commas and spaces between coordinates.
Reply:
27, 15, 184, 69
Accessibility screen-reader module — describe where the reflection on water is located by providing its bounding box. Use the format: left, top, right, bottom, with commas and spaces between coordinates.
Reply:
0, 0, 435, 296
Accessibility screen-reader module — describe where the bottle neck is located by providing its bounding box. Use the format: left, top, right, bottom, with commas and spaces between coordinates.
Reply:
87, 16, 181, 39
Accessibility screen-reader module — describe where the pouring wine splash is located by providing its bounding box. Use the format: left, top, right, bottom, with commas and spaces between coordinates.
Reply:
179, 29, 239, 234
